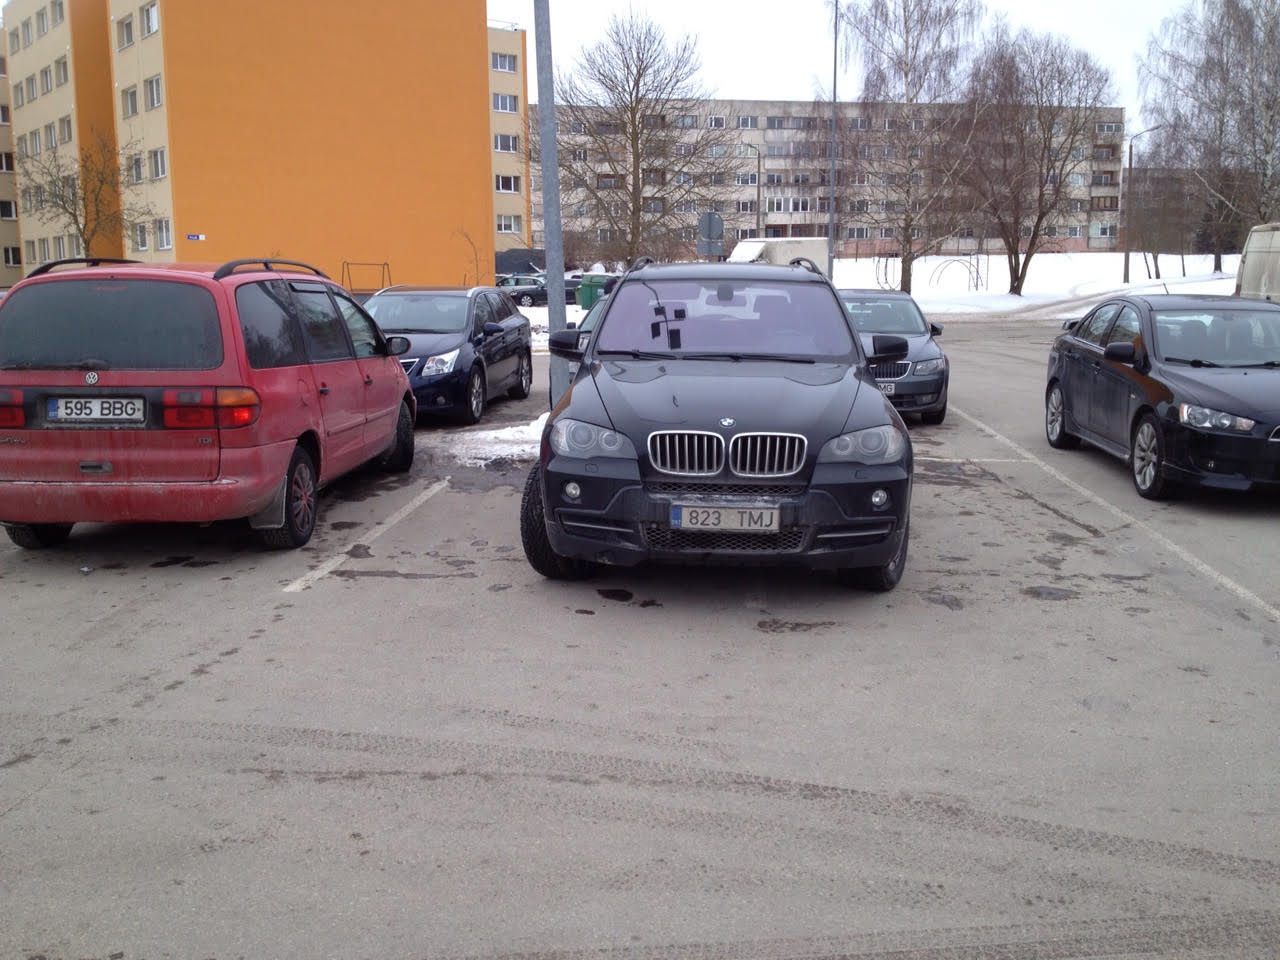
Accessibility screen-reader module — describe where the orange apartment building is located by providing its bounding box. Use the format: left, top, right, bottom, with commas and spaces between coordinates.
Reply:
2, 0, 496, 289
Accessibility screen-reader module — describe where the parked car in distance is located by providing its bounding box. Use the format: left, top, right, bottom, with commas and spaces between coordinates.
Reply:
496, 273, 578, 307
523, 258, 914, 590
0, 257, 416, 550
362, 285, 532, 425
839, 288, 948, 424
1045, 294, 1280, 498
1235, 222, 1280, 302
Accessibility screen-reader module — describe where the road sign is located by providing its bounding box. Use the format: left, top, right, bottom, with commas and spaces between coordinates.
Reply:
697, 212, 723, 240
186, 233, 205, 241
696, 239, 724, 257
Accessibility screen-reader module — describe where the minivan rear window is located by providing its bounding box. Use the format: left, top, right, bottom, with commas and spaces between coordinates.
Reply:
0, 278, 222, 370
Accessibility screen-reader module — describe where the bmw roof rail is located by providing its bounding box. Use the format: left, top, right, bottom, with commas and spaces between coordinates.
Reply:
26, 257, 142, 277
212, 258, 329, 281
789, 256, 823, 275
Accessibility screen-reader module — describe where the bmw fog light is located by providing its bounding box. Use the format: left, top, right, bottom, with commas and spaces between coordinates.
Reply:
870, 488, 889, 508
564, 481, 582, 499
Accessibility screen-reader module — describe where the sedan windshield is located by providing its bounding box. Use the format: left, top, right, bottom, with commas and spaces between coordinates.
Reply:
1153, 308, 1280, 366
841, 295, 928, 335
364, 294, 468, 334
595, 280, 853, 358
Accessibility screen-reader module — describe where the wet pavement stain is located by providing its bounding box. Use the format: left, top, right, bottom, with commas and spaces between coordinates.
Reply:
598, 588, 634, 603
1023, 586, 1079, 601
0, 752, 36, 768
574, 609, 596, 615
329, 521, 361, 531
757, 618, 837, 633
182, 560, 219, 568
488, 583, 512, 592
151, 556, 195, 568
925, 594, 965, 611
1035, 554, 1064, 571
346, 544, 373, 559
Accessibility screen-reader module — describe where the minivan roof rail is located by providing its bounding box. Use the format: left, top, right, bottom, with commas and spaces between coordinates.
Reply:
212, 258, 329, 280
26, 257, 142, 278
789, 257, 822, 275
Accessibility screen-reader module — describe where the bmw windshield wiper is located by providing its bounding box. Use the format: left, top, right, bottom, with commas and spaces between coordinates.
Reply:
596, 349, 673, 360
676, 352, 816, 364
1164, 357, 1220, 367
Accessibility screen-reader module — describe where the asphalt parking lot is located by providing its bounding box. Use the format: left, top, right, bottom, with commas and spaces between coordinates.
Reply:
4, 316, 1279, 958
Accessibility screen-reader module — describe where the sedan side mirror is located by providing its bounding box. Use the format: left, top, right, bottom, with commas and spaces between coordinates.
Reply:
548, 328, 584, 361
386, 336, 411, 356
1062, 318, 1081, 332
930, 322, 943, 337
482, 321, 504, 336
1103, 341, 1136, 363
869, 334, 910, 363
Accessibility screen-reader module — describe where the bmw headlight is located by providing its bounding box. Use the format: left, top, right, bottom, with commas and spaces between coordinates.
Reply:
549, 418, 638, 459
914, 357, 946, 375
818, 424, 908, 465
1178, 404, 1255, 432
421, 349, 459, 376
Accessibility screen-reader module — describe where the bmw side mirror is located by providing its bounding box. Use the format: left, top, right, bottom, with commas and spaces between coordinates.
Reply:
869, 334, 909, 363
548, 329, 584, 361
930, 322, 943, 337
1103, 341, 1136, 363
386, 336, 411, 356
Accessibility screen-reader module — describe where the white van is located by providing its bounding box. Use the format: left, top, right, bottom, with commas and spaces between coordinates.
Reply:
1235, 222, 1280, 302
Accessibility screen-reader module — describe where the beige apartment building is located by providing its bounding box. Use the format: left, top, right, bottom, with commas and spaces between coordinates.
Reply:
0, 36, 22, 285
489, 23, 529, 254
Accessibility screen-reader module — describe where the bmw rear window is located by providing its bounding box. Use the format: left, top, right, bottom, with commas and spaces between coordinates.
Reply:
0, 278, 223, 370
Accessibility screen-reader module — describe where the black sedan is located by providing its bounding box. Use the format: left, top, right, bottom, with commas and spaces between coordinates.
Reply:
363, 285, 532, 424
839, 288, 948, 424
521, 259, 914, 590
496, 274, 579, 306
1045, 294, 1280, 498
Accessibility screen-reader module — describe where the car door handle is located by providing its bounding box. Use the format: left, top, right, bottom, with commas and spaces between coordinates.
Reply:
317, 385, 330, 395
364, 375, 374, 386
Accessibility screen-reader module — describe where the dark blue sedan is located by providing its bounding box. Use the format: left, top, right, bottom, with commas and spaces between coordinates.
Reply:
363, 286, 532, 424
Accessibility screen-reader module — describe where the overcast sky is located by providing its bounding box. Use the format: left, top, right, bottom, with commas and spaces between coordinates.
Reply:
485, 0, 1176, 131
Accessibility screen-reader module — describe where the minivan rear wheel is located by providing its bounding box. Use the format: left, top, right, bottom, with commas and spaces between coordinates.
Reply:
5, 522, 74, 549
259, 446, 318, 549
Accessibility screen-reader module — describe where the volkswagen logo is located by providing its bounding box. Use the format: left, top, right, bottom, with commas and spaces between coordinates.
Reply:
719, 417, 735, 428
84, 371, 99, 385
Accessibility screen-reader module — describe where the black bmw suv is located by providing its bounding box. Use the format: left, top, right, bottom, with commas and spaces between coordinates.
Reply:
520, 258, 914, 590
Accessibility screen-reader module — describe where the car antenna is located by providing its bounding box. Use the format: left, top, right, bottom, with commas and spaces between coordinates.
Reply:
1163, 283, 1170, 294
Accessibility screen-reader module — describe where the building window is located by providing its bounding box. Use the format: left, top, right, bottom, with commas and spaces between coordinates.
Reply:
16, 135, 26, 158
1092, 222, 1118, 238
70, 233, 81, 256
597, 228, 617, 243
880, 227, 897, 239
121, 86, 138, 118
144, 75, 162, 109
496, 214, 522, 234
492, 93, 517, 113
793, 172, 810, 184
674, 143, 694, 157
148, 148, 166, 179
0, 104, 8, 124
3, 246, 19, 266
129, 155, 143, 183
494, 133, 519, 152
51, 1, 64, 25
491, 52, 516, 72
570, 148, 587, 162
43, 122, 54, 148
707, 115, 725, 129
766, 197, 787, 213
737, 227, 759, 240
140, 2, 158, 35
643, 169, 665, 186
0, 152, 11, 171
674, 114, 696, 128
672, 171, 693, 186
736, 171, 757, 186
706, 144, 726, 158
1091, 172, 1114, 186
736, 115, 757, 129
8, 30, 18, 55
117, 15, 134, 49
38, 237, 49, 262
154, 218, 172, 249
0, 200, 14, 219
33, 185, 43, 207
495, 174, 520, 192
134, 223, 147, 251
597, 173, 623, 189
848, 116, 869, 130
790, 197, 812, 213
642, 197, 664, 213
36, 8, 49, 36
24, 240, 35, 263
30, 128, 41, 155
57, 115, 70, 143
846, 226, 869, 240
55, 56, 67, 85
736, 199, 756, 213
766, 144, 787, 158
1067, 225, 1083, 238
1096, 121, 1122, 135
25, 75, 35, 101
54, 235, 65, 259
12, 84, 22, 108
21, 19, 32, 47
765, 172, 783, 185
791, 116, 817, 129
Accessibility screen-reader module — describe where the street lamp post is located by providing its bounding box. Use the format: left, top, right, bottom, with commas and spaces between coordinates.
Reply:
745, 142, 762, 237
1122, 124, 1163, 284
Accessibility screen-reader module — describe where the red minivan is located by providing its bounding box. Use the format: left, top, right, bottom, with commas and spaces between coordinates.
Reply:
0, 257, 416, 549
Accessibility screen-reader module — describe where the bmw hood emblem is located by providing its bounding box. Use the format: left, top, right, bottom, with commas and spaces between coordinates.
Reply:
719, 417, 735, 428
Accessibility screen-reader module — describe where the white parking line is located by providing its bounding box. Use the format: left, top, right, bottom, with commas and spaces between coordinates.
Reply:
283, 477, 450, 593
950, 405, 1280, 624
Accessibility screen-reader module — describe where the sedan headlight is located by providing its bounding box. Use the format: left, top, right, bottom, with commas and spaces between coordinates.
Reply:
914, 357, 946, 375
1178, 404, 1255, 432
421, 349, 459, 376
818, 424, 908, 465
549, 418, 638, 459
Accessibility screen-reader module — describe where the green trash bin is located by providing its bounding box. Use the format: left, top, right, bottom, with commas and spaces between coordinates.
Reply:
576, 273, 608, 309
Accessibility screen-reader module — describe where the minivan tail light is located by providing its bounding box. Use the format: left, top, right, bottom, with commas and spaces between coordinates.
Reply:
160, 387, 260, 429
0, 388, 24, 427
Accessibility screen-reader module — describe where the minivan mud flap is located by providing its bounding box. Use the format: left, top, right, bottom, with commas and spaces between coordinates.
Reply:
248, 471, 288, 530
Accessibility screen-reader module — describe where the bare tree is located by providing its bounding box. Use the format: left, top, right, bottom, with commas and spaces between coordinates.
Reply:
957, 26, 1113, 294
17, 128, 155, 256
551, 12, 738, 264
836, 0, 984, 292
1128, 143, 1201, 279
1141, 0, 1280, 267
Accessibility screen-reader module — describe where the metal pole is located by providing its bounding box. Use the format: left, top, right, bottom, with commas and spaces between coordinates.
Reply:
1122, 136, 1133, 284
533, 0, 569, 405
746, 143, 762, 237
828, 2, 838, 276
